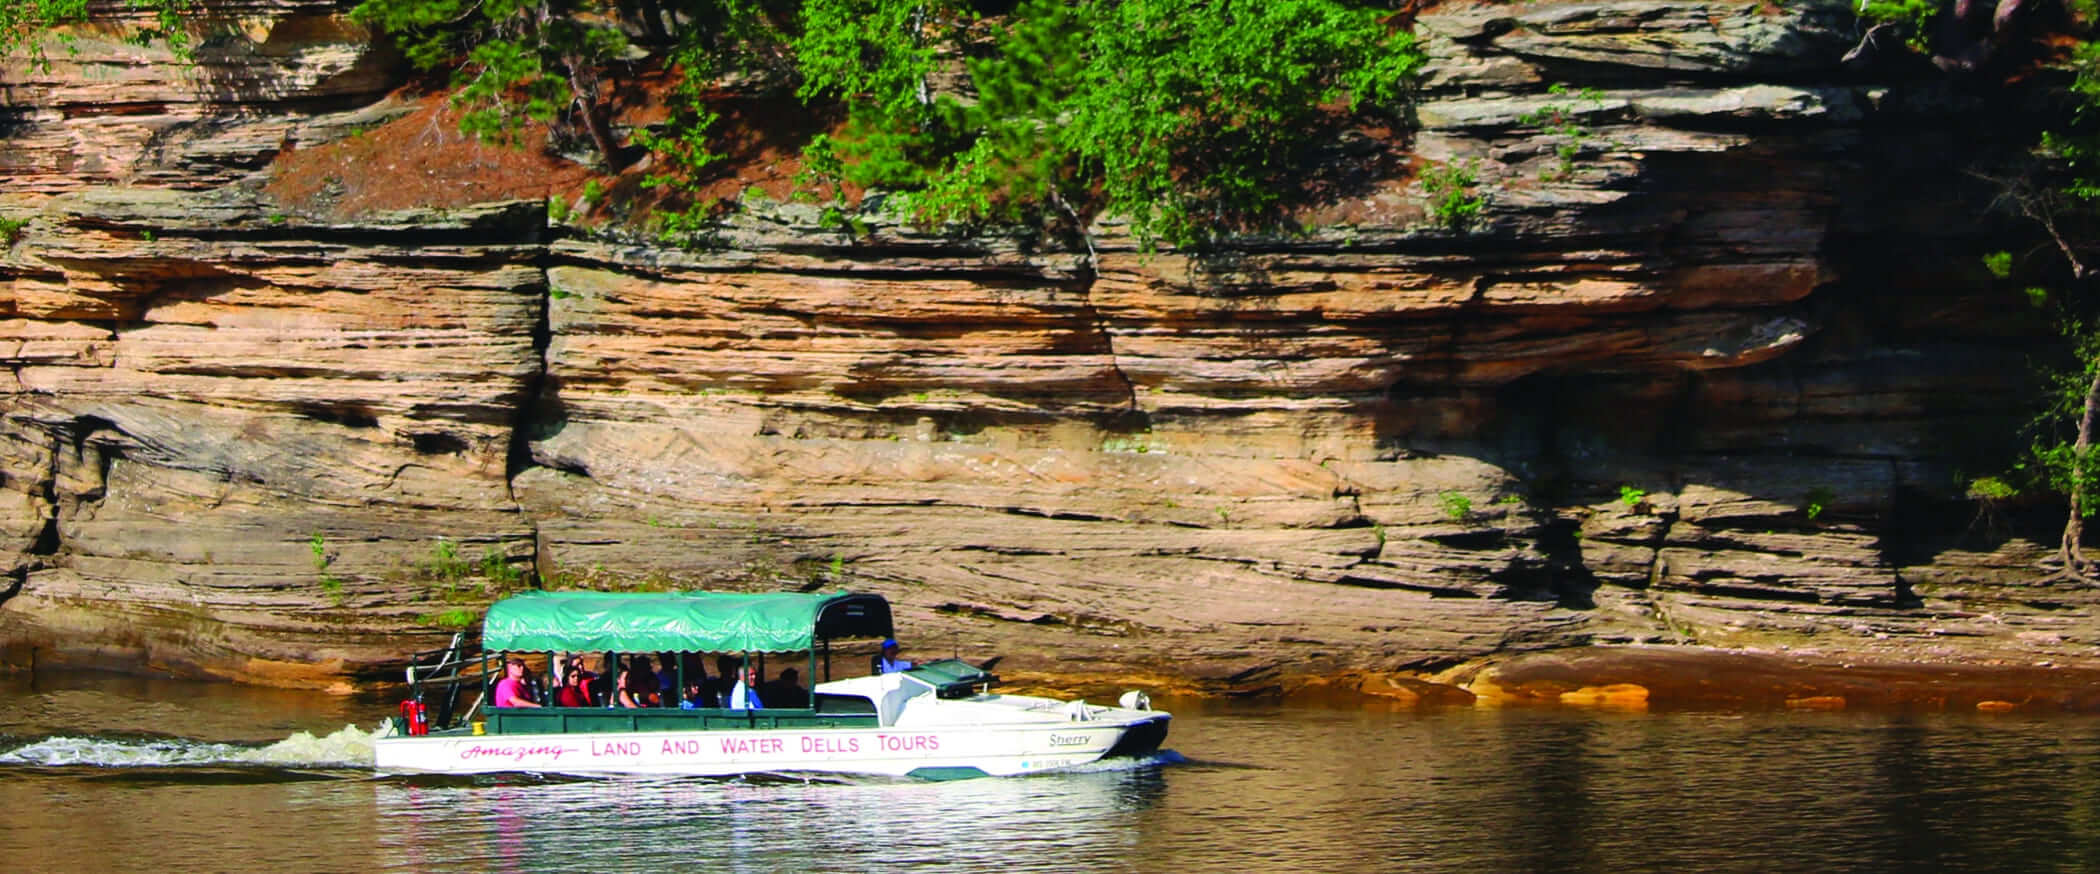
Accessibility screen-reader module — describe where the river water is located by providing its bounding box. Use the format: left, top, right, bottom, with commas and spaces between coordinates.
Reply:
2, 669, 2097, 873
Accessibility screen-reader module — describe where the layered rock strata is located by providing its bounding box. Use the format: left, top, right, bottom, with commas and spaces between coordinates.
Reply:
1, 0, 2095, 692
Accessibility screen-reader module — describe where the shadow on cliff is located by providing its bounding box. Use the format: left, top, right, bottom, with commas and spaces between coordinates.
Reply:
1384, 316, 2048, 618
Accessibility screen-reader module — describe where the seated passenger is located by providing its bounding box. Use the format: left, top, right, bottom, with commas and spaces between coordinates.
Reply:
619, 655, 661, 708
706, 655, 740, 704
493, 657, 542, 708
679, 678, 715, 710
657, 650, 679, 704
726, 663, 762, 710
554, 660, 593, 707
561, 652, 589, 683
760, 667, 807, 708
590, 654, 617, 706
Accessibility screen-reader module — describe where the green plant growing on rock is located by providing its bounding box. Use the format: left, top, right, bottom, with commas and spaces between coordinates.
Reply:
310, 531, 345, 607
1965, 475, 2019, 540
813, 201, 874, 242
1437, 490, 1471, 521
423, 537, 471, 590
420, 608, 476, 629
1421, 160, 1483, 229
1969, 476, 2018, 501
480, 547, 524, 591
1618, 485, 1647, 509
1984, 250, 2015, 279
1519, 83, 1607, 182
0, 217, 24, 246
1805, 486, 1835, 521
1858, 0, 1940, 53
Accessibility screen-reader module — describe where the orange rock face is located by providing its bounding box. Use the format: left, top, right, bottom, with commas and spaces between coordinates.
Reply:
0, 0, 2095, 692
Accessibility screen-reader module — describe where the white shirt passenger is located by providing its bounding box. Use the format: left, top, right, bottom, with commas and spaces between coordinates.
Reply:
728, 678, 761, 710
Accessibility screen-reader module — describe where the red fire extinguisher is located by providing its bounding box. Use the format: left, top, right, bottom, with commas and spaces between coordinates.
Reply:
398, 699, 430, 736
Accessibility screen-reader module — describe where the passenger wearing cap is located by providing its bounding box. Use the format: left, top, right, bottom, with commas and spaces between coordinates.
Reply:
874, 638, 913, 674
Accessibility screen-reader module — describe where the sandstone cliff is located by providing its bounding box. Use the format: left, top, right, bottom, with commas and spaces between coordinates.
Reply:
1, 0, 2095, 695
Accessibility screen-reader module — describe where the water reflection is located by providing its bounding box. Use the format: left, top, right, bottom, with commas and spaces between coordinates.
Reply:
372, 765, 1171, 873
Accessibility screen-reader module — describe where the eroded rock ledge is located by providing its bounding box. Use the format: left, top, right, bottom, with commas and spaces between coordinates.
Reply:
1, 0, 2096, 694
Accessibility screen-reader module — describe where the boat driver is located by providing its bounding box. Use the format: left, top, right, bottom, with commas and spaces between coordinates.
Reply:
876, 638, 913, 674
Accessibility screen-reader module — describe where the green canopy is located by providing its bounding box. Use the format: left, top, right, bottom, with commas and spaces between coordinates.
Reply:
482, 591, 893, 653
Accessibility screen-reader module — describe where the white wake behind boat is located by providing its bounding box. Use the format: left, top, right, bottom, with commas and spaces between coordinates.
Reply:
372, 591, 1169, 780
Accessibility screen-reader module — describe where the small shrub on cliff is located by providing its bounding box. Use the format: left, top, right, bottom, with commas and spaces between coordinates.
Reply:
420, 608, 476, 629
1421, 161, 1483, 230
1618, 485, 1647, 509
0, 217, 25, 246
1858, 0, 1940, 53
310, 531, 346, 606
1968, 476, 2018, 501
1437, 490, 1472, 521
320, 575, 345, 607
1983, 250, 2015, 279
423, 537, 470, 582
480, 547, 524, 591
1519, 83, 1607, 183
1805, 486, 1835, 521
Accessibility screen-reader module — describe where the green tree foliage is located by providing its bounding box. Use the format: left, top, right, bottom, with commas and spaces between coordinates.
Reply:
42, 0, 1423, 245
1985, 15, 2100, 576
2022, 315, 2100, 573
1, 0, 192, 67
628, 0, 799, 244
348, 0, 632, 166
1858, 0, 1939, 52
793, 0, 1425, 246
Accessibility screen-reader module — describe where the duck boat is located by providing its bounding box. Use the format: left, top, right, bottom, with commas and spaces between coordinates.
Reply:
372, 590, 1170, 780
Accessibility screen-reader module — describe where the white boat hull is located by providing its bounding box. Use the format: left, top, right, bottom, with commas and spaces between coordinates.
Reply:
373, 716, 1167, 779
